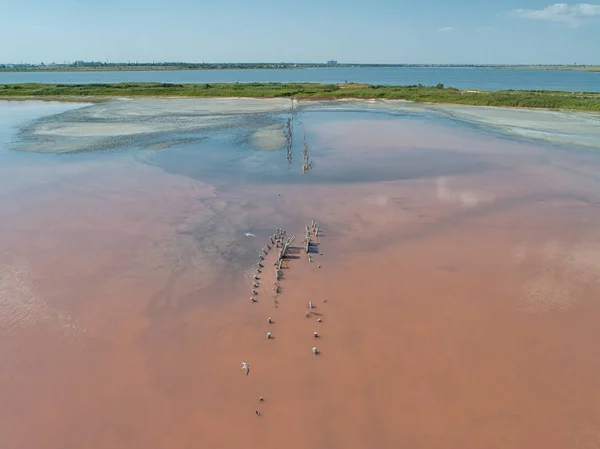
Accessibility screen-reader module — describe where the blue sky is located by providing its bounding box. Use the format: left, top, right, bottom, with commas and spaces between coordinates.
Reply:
0, 0, 598, 64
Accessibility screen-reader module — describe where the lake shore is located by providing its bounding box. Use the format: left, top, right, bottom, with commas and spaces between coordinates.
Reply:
1, 82, 600, 111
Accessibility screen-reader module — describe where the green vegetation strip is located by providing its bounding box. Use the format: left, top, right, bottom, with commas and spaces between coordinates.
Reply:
1, 82, 600, 111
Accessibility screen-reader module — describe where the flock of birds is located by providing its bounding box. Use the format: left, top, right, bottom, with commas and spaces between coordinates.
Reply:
241, 222, 322, 417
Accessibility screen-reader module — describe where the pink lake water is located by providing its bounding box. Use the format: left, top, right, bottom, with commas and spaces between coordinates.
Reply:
2, 99, 600, 449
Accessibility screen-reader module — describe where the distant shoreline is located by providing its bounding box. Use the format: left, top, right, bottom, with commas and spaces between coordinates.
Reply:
1, 64, 599, 73
1, 82, 599, 111
499, 65, 600, 72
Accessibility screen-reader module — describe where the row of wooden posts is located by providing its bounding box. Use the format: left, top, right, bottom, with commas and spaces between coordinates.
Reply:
285, 117, 293, 165
254, 227, 295, 301
275, 229, 295, 282
284, 98, 295, 165
283, 98, 313, 174
301, 123, 313, 174
245, 221, 323, 416
304, 219, 319, 262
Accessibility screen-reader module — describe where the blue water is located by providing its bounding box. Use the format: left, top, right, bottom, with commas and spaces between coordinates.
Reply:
1, 67, 598, 92
0, 101, 501, 187
139, 111, 499, 187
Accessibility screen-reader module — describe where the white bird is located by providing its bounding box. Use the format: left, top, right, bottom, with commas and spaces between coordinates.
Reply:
253, 282, 259, 288
309, 300, 314, 309
254, 275, 259, 280
250, 297, 257, 303
241, 362, 250, 375
252, 289, 258, 295
244, 233, 256, 237
312, 347, 318, 355
268, 317, 273, 324
314, 332, 319, 338
317, 318, 322, 323
267, 332, 272, 339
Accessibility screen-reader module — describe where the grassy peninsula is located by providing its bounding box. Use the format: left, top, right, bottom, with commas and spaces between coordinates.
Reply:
1, 82, 599, 111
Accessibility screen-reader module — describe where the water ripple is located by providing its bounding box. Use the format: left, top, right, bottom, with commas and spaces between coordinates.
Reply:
0, 264, 82, 337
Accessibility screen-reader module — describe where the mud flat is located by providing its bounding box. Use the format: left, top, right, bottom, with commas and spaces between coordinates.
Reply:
429, 103, 600, 150
10, 98, 600, 154
249, 124, 287, 151
303, 99, 600, 150
2, 100, 600, 449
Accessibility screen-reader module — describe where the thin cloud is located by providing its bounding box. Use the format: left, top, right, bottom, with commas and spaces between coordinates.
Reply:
509, 3, 600, 26
438, 26, 455, 32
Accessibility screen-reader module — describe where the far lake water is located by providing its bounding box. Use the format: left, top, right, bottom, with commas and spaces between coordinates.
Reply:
0, 66, 599, 92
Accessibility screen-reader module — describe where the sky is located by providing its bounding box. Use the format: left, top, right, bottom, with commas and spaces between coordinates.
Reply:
0, 0, 598, 64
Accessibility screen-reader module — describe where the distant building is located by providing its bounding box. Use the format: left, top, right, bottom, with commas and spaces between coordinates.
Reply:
326, 60, 338, 66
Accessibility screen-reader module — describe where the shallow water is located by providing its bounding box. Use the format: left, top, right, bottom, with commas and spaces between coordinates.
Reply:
3, 100, 600, 449
11, 98, 600, 155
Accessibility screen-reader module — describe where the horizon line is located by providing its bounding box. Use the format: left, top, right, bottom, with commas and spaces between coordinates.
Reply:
1, 62, 597, 67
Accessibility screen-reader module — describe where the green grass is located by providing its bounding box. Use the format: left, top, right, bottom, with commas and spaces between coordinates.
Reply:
1, 82, 599, 111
